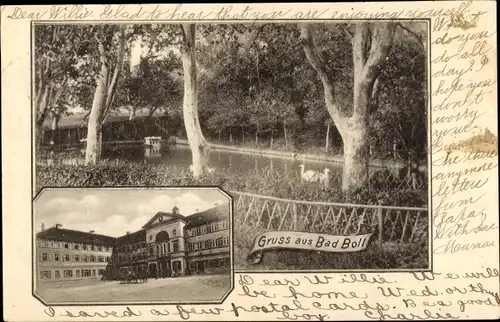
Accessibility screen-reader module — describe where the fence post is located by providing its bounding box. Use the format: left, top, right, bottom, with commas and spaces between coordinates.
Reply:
377, 207, 384, 248
411, 173, 417, 190
293, 204, 298, 230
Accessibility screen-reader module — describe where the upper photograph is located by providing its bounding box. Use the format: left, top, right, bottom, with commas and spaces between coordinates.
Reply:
33, 22, 429, 271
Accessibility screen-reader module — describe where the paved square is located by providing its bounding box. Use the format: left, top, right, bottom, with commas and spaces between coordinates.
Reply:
36, 274, 231, 304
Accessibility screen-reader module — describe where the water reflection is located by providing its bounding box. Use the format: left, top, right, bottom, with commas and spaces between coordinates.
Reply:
40, 143, 344, 178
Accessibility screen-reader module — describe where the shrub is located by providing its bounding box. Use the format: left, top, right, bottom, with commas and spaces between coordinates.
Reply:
36, 161, 427, 208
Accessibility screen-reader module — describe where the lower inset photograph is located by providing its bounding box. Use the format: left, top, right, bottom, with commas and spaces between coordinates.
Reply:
33, 187, 233, 305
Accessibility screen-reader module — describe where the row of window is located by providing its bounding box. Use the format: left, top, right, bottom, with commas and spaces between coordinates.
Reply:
117, 253, 148, 262
187, 221, 229, 236
186, 237, 229, 251
40, 253, 111, 263
40, 268, 105, 279
115, 242, 146, 253
38, 239, 112, 252
149, 240, 180, 257
188, 257, 230, 271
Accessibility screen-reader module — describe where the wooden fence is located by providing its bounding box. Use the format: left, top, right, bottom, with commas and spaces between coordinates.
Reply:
231, 191, 428, 246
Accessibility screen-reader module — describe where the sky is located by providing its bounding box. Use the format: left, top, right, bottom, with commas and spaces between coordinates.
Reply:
34, 188, 230, 237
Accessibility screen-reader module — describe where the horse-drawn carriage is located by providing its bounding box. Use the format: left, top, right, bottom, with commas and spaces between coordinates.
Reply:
119, 269, 148, 284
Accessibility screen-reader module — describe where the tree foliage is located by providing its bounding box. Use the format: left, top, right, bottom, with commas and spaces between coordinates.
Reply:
36, 22, 427, 171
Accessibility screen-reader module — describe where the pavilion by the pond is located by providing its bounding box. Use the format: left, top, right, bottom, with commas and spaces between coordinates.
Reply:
40, 111, 174, 147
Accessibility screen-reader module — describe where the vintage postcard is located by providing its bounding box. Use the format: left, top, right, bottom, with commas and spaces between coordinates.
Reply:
2, 1, 498, 321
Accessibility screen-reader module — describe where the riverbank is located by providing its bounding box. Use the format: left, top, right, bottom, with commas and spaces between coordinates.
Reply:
174, 139, 424, 171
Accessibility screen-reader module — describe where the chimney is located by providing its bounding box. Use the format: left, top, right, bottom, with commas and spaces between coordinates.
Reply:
89, 230, 95, 234
41, 223, 45, 232
126, 231, 130, 235
55, 224, 62, 229
172, 206, 179, 215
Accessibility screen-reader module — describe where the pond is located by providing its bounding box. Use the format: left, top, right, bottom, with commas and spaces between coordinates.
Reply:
39, 143, 345, 179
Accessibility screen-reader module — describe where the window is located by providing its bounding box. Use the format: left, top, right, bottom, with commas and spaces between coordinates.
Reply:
54, 253, 60, 261
40, 270, 51, 279
91, 245, 95, 251
42, 253, 48, 261
205, 240, 212, 249
90, 255, 96, 262
92, 269, 96, 277
55, 270, 61, 279
172, 240, 179, 253
98, 256, 104, 262
82, 269, 91, 277
74, 255, 80, 262
98, 269, 104, 276
64, 270, 73, 278
167, 243, 171, 253
65, 254, 70, 262
74, 244, 79, 250
76, 270, 81, 277
172, 261, 181, 272
149, 248, 154, 256
82, 245, 87, 250
189, 261, 198, 270
197, 241, 202, 250
98, 246, 103, 252
83, 255, 88, 262
64, 243, 69, 249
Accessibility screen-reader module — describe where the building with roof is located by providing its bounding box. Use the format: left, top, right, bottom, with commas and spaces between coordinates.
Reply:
36, 224, 116, 282
40, 110, 177, 147
35, 203, 231, 282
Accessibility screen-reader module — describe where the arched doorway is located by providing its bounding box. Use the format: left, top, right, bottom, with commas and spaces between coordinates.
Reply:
154, 231, 171, 278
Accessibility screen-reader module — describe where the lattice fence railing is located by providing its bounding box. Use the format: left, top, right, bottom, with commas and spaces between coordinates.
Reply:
231, 191, 428, 245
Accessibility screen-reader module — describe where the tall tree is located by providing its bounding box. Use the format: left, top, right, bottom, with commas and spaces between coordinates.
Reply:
300, 22, 396, 192
84, 25, 127, 165
180, 24, 210, 177
34, 25, 77, 150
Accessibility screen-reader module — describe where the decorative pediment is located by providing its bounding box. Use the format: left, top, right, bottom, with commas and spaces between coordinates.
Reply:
142, 211, 185, 229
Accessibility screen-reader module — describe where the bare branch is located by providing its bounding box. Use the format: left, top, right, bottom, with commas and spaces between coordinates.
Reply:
339, 25, 353, 40
352, 23, 369, 73
36, 84, 51, 125
103, 25, 127, 119
299, 23, 347, 138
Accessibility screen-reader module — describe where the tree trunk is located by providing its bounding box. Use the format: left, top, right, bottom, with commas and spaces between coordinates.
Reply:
283, 121, 288, 150
270, 133, 273, 149
85, 71, 107, 164
300, 23, 395, 192
129, 106, 136, 120
218, 130, 221, 142
342, 118, 370, 192
242, 126, 245, 143
325, 121, 331, 152
35, 122, 44, 153
255, 129, 259, 146
180, 24, 210, 178
85, 26, 126, 165
50, 114, 60, 144
229, 130, 233, 144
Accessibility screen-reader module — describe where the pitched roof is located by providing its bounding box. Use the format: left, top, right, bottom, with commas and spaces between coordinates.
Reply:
36, 227, 116, 246
41, 110, 167, 130
142, 211, 186, 229
116, 229, 146, 245
184, 203, 229, 229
